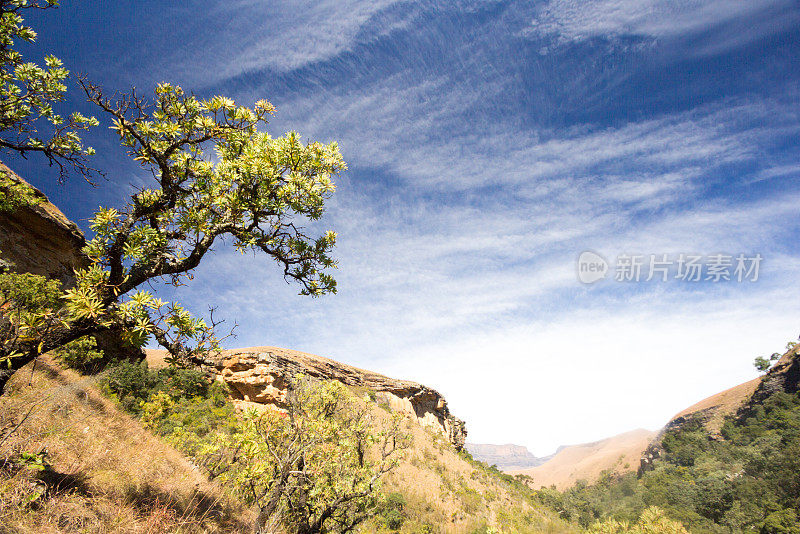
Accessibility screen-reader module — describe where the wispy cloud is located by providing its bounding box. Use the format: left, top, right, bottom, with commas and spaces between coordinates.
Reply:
30, 0, 800, 453
524, 0, 795, 48
151, 0, 405, 85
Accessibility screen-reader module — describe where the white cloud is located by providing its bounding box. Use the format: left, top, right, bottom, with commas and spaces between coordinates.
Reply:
377, 292, 800, 455
159, 0, 403, 84
524, 0, 792, 46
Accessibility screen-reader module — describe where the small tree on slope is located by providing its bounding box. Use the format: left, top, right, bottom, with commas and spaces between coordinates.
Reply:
200, 379, 408, 533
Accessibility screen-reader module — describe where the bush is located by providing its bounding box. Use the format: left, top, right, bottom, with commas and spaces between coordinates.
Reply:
52, 336, 104, 373
380, 492, 407, 530
102, 361, 211, 415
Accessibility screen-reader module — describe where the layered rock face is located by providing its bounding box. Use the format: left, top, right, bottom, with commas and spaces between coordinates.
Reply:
180, 345, 467, 450
465, 443, 547, 471
0, 163, 87, 286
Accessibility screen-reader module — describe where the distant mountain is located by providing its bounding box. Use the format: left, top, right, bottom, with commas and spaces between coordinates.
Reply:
465, 443, 553, 471
510, 429, 657, 489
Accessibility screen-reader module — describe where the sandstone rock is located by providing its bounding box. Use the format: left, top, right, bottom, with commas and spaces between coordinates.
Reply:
150, 345, 468, 450
0, 162, 87, 286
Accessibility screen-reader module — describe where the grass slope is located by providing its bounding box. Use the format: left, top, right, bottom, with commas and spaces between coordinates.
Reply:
0, 356, 576, 533
0, 356, 253, 533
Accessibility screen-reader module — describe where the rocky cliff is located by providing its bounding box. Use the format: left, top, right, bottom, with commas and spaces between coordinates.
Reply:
465, 443, 549, 471
0, 163, 87, 286
147, 345, 468, 450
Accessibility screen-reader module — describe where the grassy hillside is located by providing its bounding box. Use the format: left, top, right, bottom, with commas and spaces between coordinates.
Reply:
0, 356, 253, 533
0, 356, 577, 533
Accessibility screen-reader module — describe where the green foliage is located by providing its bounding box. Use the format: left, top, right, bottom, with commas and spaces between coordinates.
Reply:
51, 335, 103, 373
546, 388, 800, 533
761, 509, 800, 534
45, 80, 346, 365
0, 270, 62, 362
0, 170, 39, 211
0, 0, 97, 179
379, 492, 407, 530
201, 379, 408, 533
755, 352, 781, 373
588, 506, 689, 533
754, 357, 772, 372
0, 270, 61, 314
102, 360, 211, 415
17, 450, 47, 472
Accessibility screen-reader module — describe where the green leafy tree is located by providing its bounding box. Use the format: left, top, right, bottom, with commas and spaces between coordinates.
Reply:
0, 79, 344, 392
755, 352, 782, 373
0, 0, 97, 181
204, 379, 408, 533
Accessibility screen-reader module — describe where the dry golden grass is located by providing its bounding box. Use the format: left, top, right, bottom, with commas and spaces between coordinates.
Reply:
0, 356, 254, 533
361, 398, 578, 533
667, 377, 761, 436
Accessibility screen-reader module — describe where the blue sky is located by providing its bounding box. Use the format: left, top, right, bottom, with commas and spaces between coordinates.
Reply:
6, 0, 800, 455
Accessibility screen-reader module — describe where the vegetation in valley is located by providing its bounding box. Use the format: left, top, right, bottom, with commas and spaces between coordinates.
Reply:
537, 386, 800, 533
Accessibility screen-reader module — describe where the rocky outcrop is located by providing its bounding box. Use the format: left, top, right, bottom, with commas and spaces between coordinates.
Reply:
465, 443, 549, 471
749, 344, 800, 405
0, 162, 87, 286
155, 345, 468, 450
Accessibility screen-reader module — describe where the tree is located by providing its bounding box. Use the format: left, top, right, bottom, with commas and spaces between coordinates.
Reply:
0, 79, 344, 393
203, 378, 408, 533
0, 0, 97, 183
754, 352, 781, 373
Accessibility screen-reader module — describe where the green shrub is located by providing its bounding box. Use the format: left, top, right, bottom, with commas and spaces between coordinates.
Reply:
52, 336, 104, 373
761, 508, 800, 534
102, 360, 211, 415
0, 271, 61, 314
379, 492, 407, 529
0, 173, 41, 212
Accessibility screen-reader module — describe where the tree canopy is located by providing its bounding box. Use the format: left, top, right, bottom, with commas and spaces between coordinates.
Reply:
0, 5, 345, 392
0, 0, 97, 181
